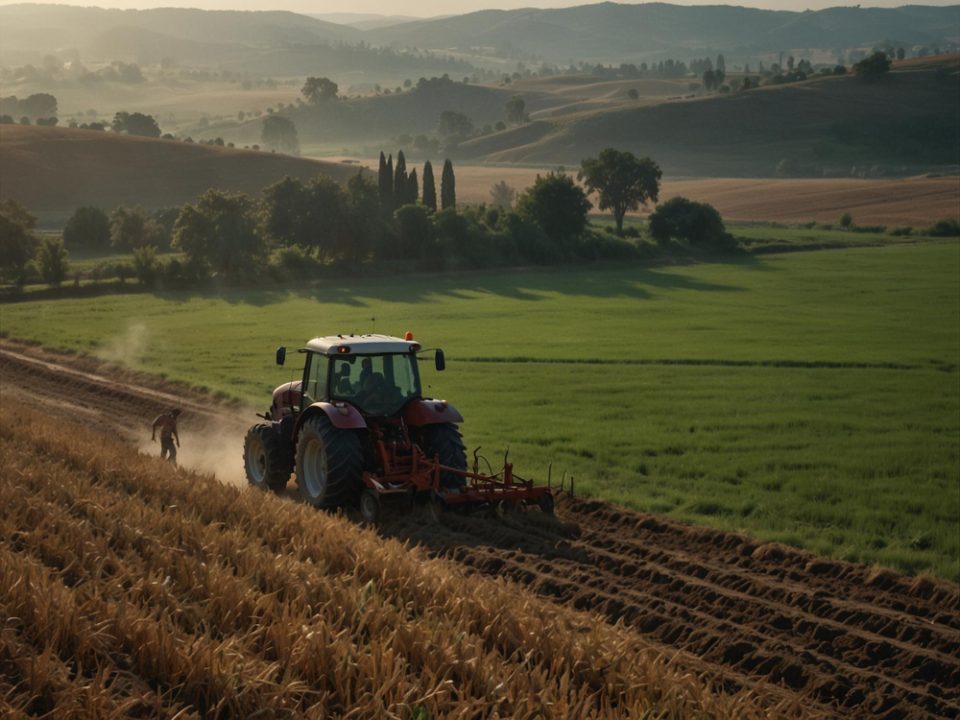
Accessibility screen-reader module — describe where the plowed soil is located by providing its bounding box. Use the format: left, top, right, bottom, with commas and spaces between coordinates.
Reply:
2, 338, 957, 719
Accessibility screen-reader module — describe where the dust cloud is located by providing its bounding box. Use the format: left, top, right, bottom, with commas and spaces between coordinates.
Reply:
138, 413, 254, 488
97, 322, 150, 365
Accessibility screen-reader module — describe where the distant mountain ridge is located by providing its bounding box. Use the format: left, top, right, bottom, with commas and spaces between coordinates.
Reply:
366, 2, 960, 62
0, 3, 957, 73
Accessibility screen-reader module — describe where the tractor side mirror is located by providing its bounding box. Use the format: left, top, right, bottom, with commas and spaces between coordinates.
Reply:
276, 346, 286, 366
435, 348, 446, 372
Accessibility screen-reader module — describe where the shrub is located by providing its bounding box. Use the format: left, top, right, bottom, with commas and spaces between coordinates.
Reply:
132, 245, 161, 287
648, 197, 737, 251
840, 213, 853, 228
926, 218, 960, 237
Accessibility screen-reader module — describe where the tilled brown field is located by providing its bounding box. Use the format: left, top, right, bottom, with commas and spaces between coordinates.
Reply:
2, 339, 958, 718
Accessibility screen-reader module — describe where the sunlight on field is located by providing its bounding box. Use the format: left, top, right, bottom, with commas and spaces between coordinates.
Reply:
2, 242, 957, 578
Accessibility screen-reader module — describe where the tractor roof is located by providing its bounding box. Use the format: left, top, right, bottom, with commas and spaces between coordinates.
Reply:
304, 334, 420, 356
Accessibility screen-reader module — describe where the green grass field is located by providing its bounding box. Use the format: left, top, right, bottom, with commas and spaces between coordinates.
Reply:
2, 241, 957, 580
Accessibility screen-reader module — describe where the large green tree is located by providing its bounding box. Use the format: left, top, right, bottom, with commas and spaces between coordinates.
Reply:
0, 199, 38, 286
261, 115, 299, 155
63, 206, 110, 250
437, 110, 473, 138
515, 172, 592, 246
109, 206, 164, 251
301, 76, 339, 104
111, 111, 161, 137
394, 204, 432, 259
261, 176, 346, 261
854, 51, 891, 82
578, 149, 661, 235
173, 190, 264, 278
505, 96, 526, 124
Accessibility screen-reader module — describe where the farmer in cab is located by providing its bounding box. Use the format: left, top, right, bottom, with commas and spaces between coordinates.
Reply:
152, 408, 181, 464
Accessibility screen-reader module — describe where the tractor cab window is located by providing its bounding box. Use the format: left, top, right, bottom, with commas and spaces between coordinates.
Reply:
331, 353, 420, 416
303, 352, 326, 405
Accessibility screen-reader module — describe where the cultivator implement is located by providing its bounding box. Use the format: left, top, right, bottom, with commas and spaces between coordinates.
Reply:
359, 428, 554, 523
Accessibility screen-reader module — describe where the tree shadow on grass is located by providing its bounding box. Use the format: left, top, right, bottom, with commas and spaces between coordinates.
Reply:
199, 259, 750, 308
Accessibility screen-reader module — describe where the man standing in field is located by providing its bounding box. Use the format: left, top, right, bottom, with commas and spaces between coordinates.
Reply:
151, 408, 181, 464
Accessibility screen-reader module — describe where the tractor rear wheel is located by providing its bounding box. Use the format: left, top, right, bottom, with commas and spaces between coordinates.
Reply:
244, 423, 292, 493
420, 422, 467, 490
295, 414, 363, 509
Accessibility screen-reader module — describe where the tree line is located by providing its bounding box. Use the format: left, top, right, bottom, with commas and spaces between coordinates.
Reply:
1, 149, 751, 292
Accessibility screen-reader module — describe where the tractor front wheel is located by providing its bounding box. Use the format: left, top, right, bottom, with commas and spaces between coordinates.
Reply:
295, 414, 363, 509
243, 423, 292, 493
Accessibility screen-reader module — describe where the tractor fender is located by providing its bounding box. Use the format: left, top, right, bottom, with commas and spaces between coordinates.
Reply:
404, 399, 464, 426
270, 380, 302, 420
297, 401, 367, 432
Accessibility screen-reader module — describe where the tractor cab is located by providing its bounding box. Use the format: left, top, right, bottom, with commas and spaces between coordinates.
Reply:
270, 334, 445, 421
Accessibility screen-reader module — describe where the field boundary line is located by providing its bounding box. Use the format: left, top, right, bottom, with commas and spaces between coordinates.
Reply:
455, 356, 931, 371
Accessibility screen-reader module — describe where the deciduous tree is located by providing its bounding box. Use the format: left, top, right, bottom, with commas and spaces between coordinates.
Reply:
578, 149, 661, 235
173, 190, 264, 278
854, 52, 891, 82
63, 206, 110, 250
0, 199, 38, 286
301, 76, 339, 104
109, 206, 164, 251
516, 172, 592, 246
111, 111, 161, 137
505, 96, 526, 124
260, 115, 299, 154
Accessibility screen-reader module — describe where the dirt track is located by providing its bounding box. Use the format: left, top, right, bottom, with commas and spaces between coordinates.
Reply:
1, 339, 958, 719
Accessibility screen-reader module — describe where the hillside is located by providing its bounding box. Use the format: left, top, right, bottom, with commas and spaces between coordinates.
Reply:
459, 56, 960, 176
264, 80, 551, 145
0, 125, 359, 225
368, 2, 960, 64
2, 3, 957, 76
0, 4, 473, 83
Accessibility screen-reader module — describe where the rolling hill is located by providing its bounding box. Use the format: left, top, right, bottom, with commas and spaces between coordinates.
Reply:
0, 125, 359, 226
458, 55, 960, 176
1, 3, 957, 75
0, 4, 473, 83
367, 3, 960, 64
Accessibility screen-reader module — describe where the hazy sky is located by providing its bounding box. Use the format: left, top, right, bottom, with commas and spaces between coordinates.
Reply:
1, 0, 957, 16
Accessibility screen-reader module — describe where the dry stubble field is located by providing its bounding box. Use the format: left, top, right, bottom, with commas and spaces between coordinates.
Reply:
1, 340, 958, 719
322, 158, 959, 227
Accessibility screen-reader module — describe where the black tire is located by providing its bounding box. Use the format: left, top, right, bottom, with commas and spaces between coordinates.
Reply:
295, 414, 363, 509
244, 423, 292, 493
420, 422, 467, 490
359, 489, 380, 524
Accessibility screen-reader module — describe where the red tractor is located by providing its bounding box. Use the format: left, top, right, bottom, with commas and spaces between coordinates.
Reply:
243, 333, 554, 522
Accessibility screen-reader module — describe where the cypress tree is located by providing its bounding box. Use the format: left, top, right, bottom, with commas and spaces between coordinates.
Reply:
377, 151, 390, 208
383, 153, 394, 211
394, 151, 408, 205
422, 160, 437, 211
440, 158, 456, 210
407, 169, 419, 206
